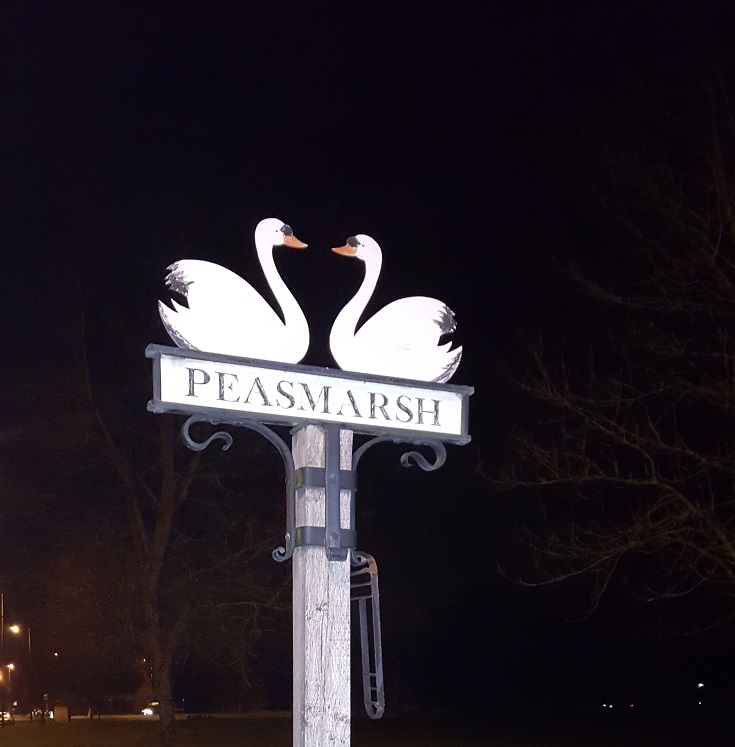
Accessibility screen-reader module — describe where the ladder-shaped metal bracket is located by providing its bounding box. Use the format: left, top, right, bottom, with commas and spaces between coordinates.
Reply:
350, 550, 385, 720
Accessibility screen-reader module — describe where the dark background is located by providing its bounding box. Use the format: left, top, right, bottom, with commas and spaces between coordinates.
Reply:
4, 0, 735, 725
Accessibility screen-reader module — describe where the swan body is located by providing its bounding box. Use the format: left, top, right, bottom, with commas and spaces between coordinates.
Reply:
158, 218, 309, 363
329, 234, 462, 383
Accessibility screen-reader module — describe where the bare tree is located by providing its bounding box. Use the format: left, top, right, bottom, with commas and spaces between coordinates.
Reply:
80, 356, 289, 744
10, 295, 290, 745
491, 75, 735, 619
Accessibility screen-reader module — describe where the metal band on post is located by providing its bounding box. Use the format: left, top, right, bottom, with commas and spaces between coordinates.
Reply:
293, 446, 359, 556
296, 526, 357, 549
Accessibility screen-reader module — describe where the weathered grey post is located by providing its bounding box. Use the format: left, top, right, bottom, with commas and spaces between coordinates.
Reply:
292, 424, 353, 747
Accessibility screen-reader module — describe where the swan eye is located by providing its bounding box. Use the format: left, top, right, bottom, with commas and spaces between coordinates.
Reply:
281, 224, 294, 236
347, 236, 359, 248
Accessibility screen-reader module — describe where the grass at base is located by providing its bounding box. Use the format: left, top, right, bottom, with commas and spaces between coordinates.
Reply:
0, 714, 730, 746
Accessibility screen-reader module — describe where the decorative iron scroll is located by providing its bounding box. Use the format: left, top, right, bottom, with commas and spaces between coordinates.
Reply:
180, 415, 297, 562
180, 419, 449, 563
352, 435, 447, 473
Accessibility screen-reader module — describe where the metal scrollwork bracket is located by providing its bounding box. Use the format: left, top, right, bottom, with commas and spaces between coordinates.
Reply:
180, 415, 297, 562
180, 418, 447, 565
352, 434, 447, 473
180, 418, 448, 564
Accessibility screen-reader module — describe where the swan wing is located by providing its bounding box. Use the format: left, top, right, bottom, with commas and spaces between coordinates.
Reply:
335, 340, 463, 383
356, 296, 457, 350
159, 259, 299, 359
333, 296, 462, 383
385, 345, 463, 383
164, 260, 282, 323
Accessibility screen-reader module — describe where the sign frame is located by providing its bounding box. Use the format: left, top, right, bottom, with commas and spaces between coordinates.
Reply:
146, 344, 473, 445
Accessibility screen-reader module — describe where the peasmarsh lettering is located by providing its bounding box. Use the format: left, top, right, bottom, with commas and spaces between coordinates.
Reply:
184, 366, 442, 426
148, 345, 472, 441
298, 383, 330, 414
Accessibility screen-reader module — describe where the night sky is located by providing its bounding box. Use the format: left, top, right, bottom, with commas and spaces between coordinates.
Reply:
4, 0, 735, 726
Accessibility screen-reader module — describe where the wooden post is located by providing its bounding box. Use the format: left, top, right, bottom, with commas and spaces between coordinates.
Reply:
292, 424, 353, 747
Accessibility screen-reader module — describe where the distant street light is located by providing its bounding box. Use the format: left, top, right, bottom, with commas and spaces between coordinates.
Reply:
9, 624, 32, 719
2, 664, 14, 706
1, 594, 5, 727
0, 598, 24, 727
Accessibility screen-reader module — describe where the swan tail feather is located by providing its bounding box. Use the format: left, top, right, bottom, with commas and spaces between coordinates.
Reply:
433, 346, 463, 384
158, 300, 199, 351
164, 262, 195, 296
435, 305, 457, 335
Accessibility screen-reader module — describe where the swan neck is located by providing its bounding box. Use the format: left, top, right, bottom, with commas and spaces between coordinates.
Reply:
257, 239, 307, 333
332, 252, 382, 339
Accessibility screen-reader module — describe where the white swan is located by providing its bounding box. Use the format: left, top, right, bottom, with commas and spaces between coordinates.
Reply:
158, 218, 309, 363
329, 234, 462, 383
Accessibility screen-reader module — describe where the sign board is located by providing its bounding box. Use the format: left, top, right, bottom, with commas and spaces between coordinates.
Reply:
146, 344, 472, 444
